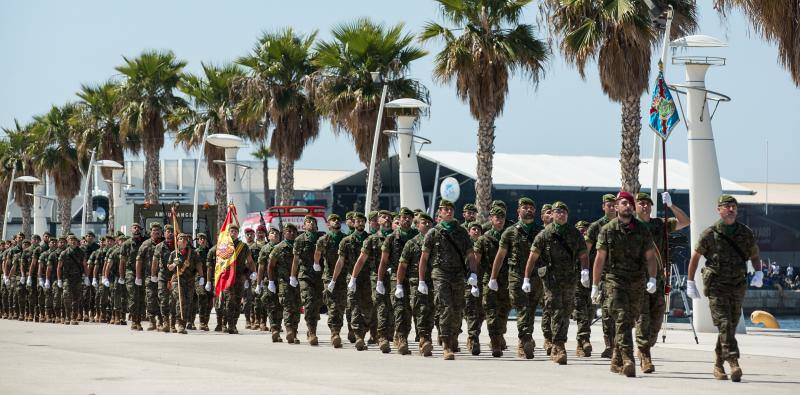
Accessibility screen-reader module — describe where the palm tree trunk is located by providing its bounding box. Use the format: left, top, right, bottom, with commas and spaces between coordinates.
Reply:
0, 188, 7, 238
620, 95, 642, 193
262, 158, 271, 207
275, 159, 283, 206
368, 159, 382, 211
20, 202, 32, 238
475, 116, 496, 219
107, 183, 115, 233
57, 196, 71, 236
278, 155, 295, 206
144, 146, 160, 203
213, 172, 227, 229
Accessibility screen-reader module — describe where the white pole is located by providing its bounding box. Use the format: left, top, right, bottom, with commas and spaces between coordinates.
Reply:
765, 139, 769, 215
111, 168, 126, 232
2, 167, 16, 240
649, 7, 673, 215
81, 149, 96, 236
224, 146, 245, 216
192, 120, 210, 241
32, 182, 47, 236
364, 83, 389, 215
429, 162, 440, 216
395, 115, 426, 211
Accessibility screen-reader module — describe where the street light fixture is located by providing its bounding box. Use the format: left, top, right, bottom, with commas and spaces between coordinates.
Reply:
364, 61, 400, 215
205, 133, 247, 239
90, 159, 125, 234
2, 174, 41, 239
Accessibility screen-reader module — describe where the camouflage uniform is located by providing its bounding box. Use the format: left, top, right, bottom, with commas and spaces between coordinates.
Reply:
243, 240, 261, 328
32, 241, 49, 321
193, 243, 211, 329
257, 243, 280, 331
59, 244, 86, 323
382, 226, 419, 347
585, 216, 613, 350
17, 245, 34, 320
400, 232, 434, 344
106, 243, 127, 323
318, 230, 346, 334
499, 221, 543, 341
207, 245, 228, 331
167, 247, 201, 331
155, 240, 176, 330
223, 239, 251, 332
696, 219, 758, 362
363, 230, 391, 342
475, 227, 508, 339
81, 240, 100, 320
136, 237, 162, 325
269, 239, 299, 336
122, 236, 145, 327
89, 245, 108, 321
636, 217, 677, 350
46, 245, 64, 322
340, 230, 368, 341
293, 231, 323, 334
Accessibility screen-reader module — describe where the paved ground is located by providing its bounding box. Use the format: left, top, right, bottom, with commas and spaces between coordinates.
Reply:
1, 314, 798, 394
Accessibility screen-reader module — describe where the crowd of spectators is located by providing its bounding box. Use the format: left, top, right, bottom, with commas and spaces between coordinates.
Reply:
747, 263, 800, 290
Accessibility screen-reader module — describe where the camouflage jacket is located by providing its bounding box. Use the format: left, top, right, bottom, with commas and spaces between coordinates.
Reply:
399, 233, 427, 280
499, 221, 542, 270
422, 220, 472, 276
317, 231, 345, 281
154, 241, 176, 281
381, 227, 419, 273
268, 240, 294, 281
120, 236, 144, 273
167, 248, 201, 284
474, 228, 503, 281
695, 219, 758, 286
596, 218, 653, 287
532, 223, 587, 282
59, 246, 85, 280
362, 229, 389, 277
293, 231, 321, 280
338, 230, 368, 282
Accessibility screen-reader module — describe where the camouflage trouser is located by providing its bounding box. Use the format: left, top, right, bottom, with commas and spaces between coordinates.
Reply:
96, 284, 110, 317
0, 281, 7, 316
223, 274, 245, 328
112, 280, 127, 315
37, 283, 47, 318
607, 279, 644, 357
636, 277, 665, 349
573, 279, 592, 343
242, 285, 253, 323
159, 279, 173, 321
432, 271, 465, 338
600, 277, 616, 347
407, 277, 434, 339
62, 278, 82, 321
16, 282, 28, 317
324, 275, 347, 332
278, 279, 300, 330
348, 276, 374, 337
126, 271, 145, 319
44, 285, 55, 317
300, 276, 323, 327
172, 279, 193, 322
53, 284, 63, 320
483, 276, 510, 336
464, 283, 485, 341
261, 284, 282, 330
543, 276, 576, 343
392, 276, 411, 338
146, 279, 160, 320
703, 272, 747, 360
508, 268, 542, 338
196, 284, 212, 324
83, 281, 95, 315
373, 275, 394, 339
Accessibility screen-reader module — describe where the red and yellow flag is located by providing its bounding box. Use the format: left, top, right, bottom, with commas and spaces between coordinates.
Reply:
214, 204, 240, 297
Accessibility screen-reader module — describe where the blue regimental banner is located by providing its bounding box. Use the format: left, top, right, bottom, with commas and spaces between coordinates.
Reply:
648, 70, 680, 141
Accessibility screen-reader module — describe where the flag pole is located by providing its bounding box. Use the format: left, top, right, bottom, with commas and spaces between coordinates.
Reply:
657, 6, 674, 344
171, 204, 184, 321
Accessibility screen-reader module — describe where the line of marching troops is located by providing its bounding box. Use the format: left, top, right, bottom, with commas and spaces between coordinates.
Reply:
0, 191, 761, 382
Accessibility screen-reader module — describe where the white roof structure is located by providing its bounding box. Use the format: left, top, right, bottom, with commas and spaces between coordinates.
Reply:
417, 151, 752, 194
736, 182, 800, 205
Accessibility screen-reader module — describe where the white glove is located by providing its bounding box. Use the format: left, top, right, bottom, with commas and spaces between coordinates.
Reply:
488, 278, 499, 292
2, 275, 7, 285
590, 285, 600, 304
102, 278, 110, 287
26, 276, 32, 287
646, 277, 657, 294
249, 272, 257, 282
417, 280, 428, 295
243, 280, 250, 289
470, 285, 480, 297
467, 273, 478, 286
686, 280, 700, 299
289, 276, 298, 288
267, 280, 276, 293
347, 277, 357, 292
386, 268, 392, 275
662, 192, 673, 208
57, 279, 63, 288
255, 283, 262, 295
44, 279, 51, 289
327, 280, 336, 292
580, 269, 590, 288
197, 277, 205, 286
135, 278, 143, 286
83, 276, 90, 286
38, 277, 44, 287
117, 278, 125, 285
521, 278, 531, 293
19, 276, 25, 285
149, 276, 157, 283
376, 281, 386, 295
313, 263, 322, 272
204, 281, 212, 292
91, 278, 98, 288
394, 284, 404, 299
750, 271, 764, 288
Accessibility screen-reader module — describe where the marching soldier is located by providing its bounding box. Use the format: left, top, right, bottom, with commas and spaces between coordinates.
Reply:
81, 232, 100, 322
462, 222, 484, 355
37, 237, 56, 323
329, 212, 368, 349
256, 227, 282, 340
123, 223, 146, 330
166, 233, 204, 334
686, 194, 762, 382
396, 213, 435, 356
135, 223, 163, 331
89, 236, 109, 322
316, 215, 346, 347
474, 207, 509, 357
154, 225, 176, 332
193, 233, 212, 331
221, 224, 257, 334
46, 237, 67, 323
573, 220, 592, 356
266, 224, 300, 342
252, 225, 268, 330
243, 227, 258, 330
584, 194, 617, 358
291, 215, 324, 345
57, 234, 91, 325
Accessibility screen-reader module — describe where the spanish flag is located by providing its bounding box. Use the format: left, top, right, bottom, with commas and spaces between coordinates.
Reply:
214, 204, 240, 297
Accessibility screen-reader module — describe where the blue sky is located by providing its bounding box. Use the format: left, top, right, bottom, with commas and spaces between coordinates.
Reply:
1, 0, 798, 183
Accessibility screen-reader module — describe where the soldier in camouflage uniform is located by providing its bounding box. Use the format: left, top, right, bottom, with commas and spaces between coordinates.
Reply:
291, 216, 324, 345
396, 213, 435, 356
538, 203, 554, 349
205, 244, 227, 332
635, 192, 690, 373
104, 234, 127, 325
474, 207, 509, 357
57, 234, 90, 325
590, 191, 659, 378
462, 222, 485, 355
329, 212, 368, 349
123, 223, 146, 330
166, 233, 204, 334
524, 201, 590, 365
154, 225, 176, 332
377, 207, 418, 355
193, 233, 212, 331
687, 194, 762, 382
45, 237, 66, 323
3, 235, 25, 319
266, 224, 300, 342
343, 211, 357, 343
89, 236, 109, 322
418, 199, 479, 360
572, 220, 592, 356
584, 194, 617, 358
461, 204, 478, 229
256, 227, 282, 340
252, 225, 268, 331
80, 232, 100, 322
17, 239, 33, 321
489, 197, 542, 359
222, 224, 257, 334
316, 215, 346, 347
29, 234, 48, 322
135, 223, 163, 331
243, 227, 258, 330
37, 237, 56, 322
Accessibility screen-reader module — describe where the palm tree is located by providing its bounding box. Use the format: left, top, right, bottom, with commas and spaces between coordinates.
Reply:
714, 1, 799, 87
30, 104, 84, 235
74, 80, 141, 232
546, 0, 697, 192
420, 0, 548, 216
174, 63, 247, 225
310, 18, 428, 210
252, 144, 273, 207
116, 50, 188, 203
0, 138, 11, 237
235, 28, 320, 206
1, 121, 38, 237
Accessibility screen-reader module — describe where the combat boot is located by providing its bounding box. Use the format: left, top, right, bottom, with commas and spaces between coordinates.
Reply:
259, 320, 267, 332
442, 336, 455, 360
522, 335, 535, 359
307, 323, 319, 346
227, 324, 239, 334
490, 335, 503, 358
187, 320, 196, 330
610, 348, 623, 374
397, 335, 410, 355
271, 328, 283, 343
379, 337, 391, 353
620, 349, 636, 377
245, 317, 252, 330
713, 355, 728, 380
639, 347, 655, 373
467, 337, 481, 356
419, 336, 433, 357
176, 319, 187, 334
214, 316, 223, 332
554, 342, 567, 365
286, 327, 297, 344
199, 318, 209, 332
543, 338, 553, 356
147, 316, 158, 331
347, 327, 356, 344
355, 333, 367, 351
331, 330, 342, 348
516, 338, 525, 358
368, 326, 378, 345
601, 336, 613, 358
499, 335, 507, 350
170, 317, 178, 333
162, 317, 172, 333
728, 357, 742, 382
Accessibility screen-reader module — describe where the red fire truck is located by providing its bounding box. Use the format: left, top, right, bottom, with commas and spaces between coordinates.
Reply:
240, 206, 336, 233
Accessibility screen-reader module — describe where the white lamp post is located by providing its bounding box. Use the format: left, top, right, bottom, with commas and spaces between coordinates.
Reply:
95, 160, 125, 232
383, 98, 430, 211
206, 133, 249, 218
2, 174, 41, 239
364, 71, 390, 215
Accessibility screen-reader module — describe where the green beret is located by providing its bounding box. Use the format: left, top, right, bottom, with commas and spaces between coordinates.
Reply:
197, 232, 207, 239
463, 203, 477, 212
491, 200, 506, 209
602, 194, 616, 203
66, 233, 78, 240
345, 211, 355, 220
163, 224, 173, 232
468, 221, 483, 231
541, 203, 552, 211
150, 222, 162, 229
552, 201, 568, 212
42, 231, 52, 237
352, 212, 367, 221
518, 197, 535, 207
417, 213, 434, 223
635, 192, 653, 204
86, 231, 96, 237
131, 222, 142, 228
304, 214, 315, 222
439, 199, 454, 209
228, 224, 239, 231
575, 220, 590, 229
178, 232, 191, 239
718, 194, 738, 206
32, 234, 41, 240
367, 211, 379, 220
489, 207, 506, 217
327, 214, 340, 222
282, 223, 297, 232
378, 210, 393, 218
398, 207, 414, 217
